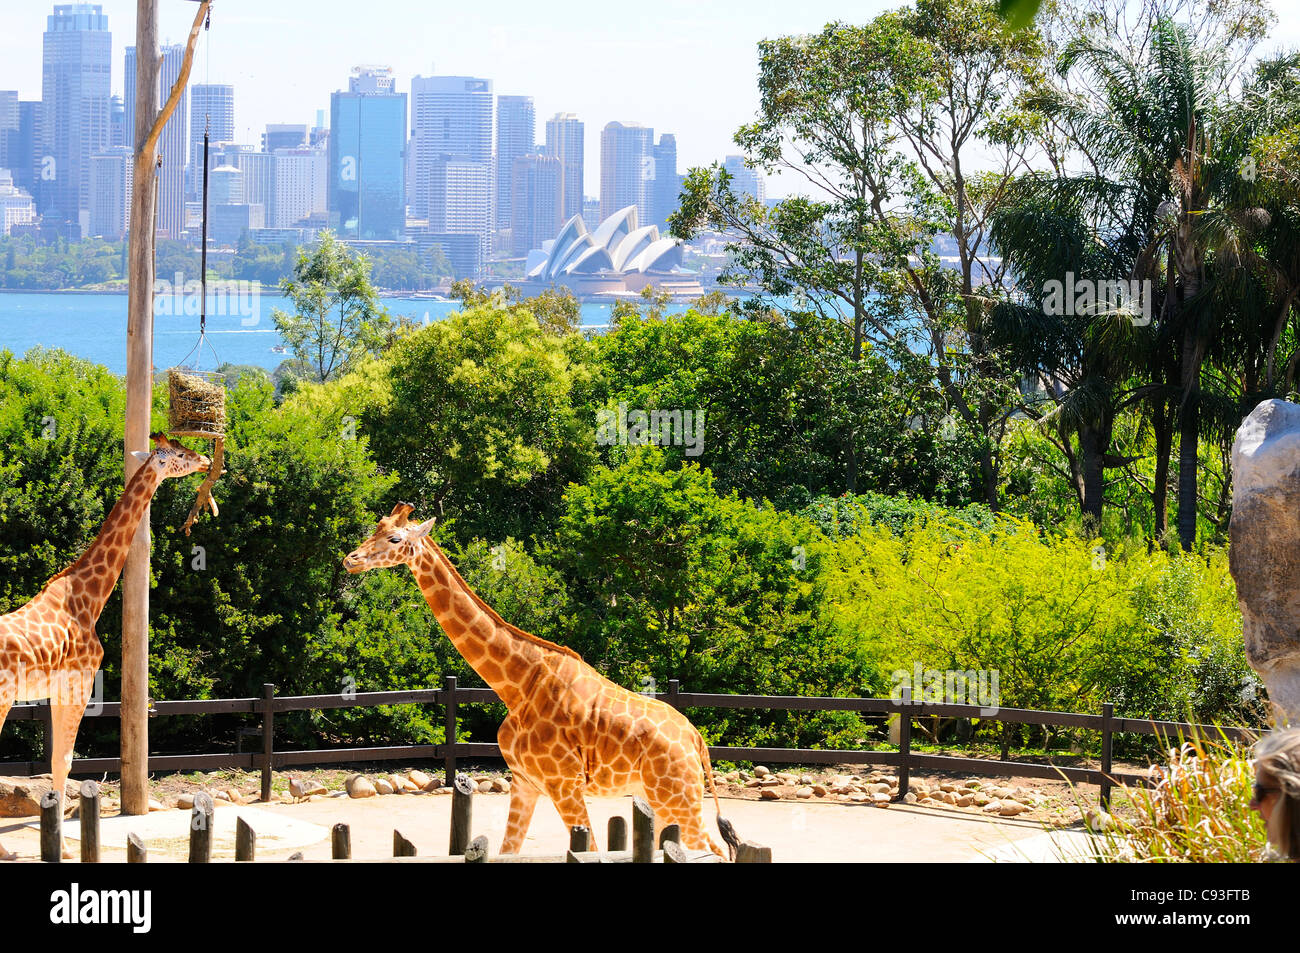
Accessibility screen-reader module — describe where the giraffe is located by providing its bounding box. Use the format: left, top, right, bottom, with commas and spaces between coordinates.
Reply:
344, 503, 741, 859
0, 433, 210, 860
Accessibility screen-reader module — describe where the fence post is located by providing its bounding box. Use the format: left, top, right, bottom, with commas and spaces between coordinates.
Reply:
663, 840, 688, 864
667, 678, 680, 708
79, 780, 100, 863
332, 823, 351, 859
394, 830, 417, 857
896, 685, 912, 800
568, 825, 591, 861
631, 796, 655, 864
736, 840, 773, 863
260, 683, 276, 803
127, 832, 147, 863
607, 815, 627, 852
443, 675, 458, 788
39, 790, 60, 863
464, 834, 489, 863
235, 816, 255, 862
1100, 701, 1114, 809
189, 792, 215, 864
449, 772, 475, 855
41, 703, 54, 775
659, 824, 680, 847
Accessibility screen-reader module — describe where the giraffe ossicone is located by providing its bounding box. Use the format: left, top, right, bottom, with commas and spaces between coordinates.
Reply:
345, 502, 741, 859
0, 433, 210, 860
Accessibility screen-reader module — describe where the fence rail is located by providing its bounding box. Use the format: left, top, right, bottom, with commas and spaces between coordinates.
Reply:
0, 676, 1263, 805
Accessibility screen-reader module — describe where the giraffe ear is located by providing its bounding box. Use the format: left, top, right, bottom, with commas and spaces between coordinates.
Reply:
130, 450, 151, 463
409, 517, 436, 539
390, 502, 414, 525
150, 432, 170, 448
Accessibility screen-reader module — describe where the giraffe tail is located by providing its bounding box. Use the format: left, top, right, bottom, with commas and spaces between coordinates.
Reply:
696, 731, 741, 861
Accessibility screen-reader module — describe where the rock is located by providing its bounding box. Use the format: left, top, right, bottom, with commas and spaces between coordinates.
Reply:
942, 791, 958, 804
225, 787, 244, 805
939, 782, 960, 793
871, 792, 891, 804
1085, 808, 1116, 832
903, 792, 918, 804
883, 775, 898, 786
964, 780, 981, 789
1230, 399, 1300, 724
759, 777, 780, 787
374, 778, 395, 796
812, 784, 829, 797
974, 793, 992, 806
346, 775, 377, 799
213, 790, 230, 802
999, 800, 1028, 816
408, 770, 432, 790
759, 789, 781, 800
0, 776, 80, 818
753, 766, 771, 778
176, 793, 195, 810
388, 774, 418, 793
870, 782, 892, 795
955, 794, 975, 807
744, 778, 763, 788
477, 780, 493, 794
148, 798, 168, 812
982, 799, 1003, 814
795, 786, 814, 799
848, 792, 870, 803
491, 778, 510, 793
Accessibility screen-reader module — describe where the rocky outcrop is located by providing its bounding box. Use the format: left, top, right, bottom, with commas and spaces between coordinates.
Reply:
1230, 399, 1300, 725
0, 776, 80, 818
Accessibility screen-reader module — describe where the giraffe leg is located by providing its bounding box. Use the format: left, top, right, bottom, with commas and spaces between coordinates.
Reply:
547, 776, 598, 852
499, 772, 541, 854
643, 758, 727, 859
0, 693, 13, 860
48, 673, 94, 860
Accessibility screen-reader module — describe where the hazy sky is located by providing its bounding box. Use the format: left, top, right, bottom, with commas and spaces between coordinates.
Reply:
3, 0, 1298, 199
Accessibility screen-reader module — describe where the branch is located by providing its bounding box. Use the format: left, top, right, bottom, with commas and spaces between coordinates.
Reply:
143, 1, 210, 160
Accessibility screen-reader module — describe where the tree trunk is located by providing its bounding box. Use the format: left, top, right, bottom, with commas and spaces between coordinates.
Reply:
1152, 404, 1172, 542
1078, 424, 1106, 533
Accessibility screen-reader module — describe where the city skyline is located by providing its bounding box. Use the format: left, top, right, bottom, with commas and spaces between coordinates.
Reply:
0, 0, 943, 200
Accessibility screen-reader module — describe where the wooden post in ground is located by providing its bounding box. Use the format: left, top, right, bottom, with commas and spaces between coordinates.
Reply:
631, 796, 655, 864
394, 830, 417, 857
189, 792, 215, 863
40, 790, 61, 863
567, 825, 591, 861
662, 840, 688, 864
260, 683, 276, 802
735, 840, 772, 863
607, 815, 627, 852
79, 780, 100, 863
127, 832, 147, 863
1100, 701, 1114, 808
659, 823, 680, 847
121, 0, 211, 816
331, 823, 351, 859
235, 816, 255, 861
449, 772, 475, 855
464, 835, 489, 863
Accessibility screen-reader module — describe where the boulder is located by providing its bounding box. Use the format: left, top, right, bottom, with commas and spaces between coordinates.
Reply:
408, 770, 432, 790
753, 766, 771, 778
1229, 399, 1300, 724
0, 776, 80, 818
345, 774, 377, 799
374, 777, 395, 796
795, 787, 814, 799
759, 788, 781, 800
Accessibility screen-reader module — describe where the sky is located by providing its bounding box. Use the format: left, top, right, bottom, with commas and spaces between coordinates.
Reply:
3, 0, 1299, 200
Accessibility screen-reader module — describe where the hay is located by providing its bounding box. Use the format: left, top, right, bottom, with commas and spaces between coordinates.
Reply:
168, 368, 226, 438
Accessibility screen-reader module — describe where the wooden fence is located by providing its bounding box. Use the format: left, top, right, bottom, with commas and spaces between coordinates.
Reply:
1, 676, 1262, 807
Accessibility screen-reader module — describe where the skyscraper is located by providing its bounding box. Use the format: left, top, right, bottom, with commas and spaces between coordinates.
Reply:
328, 66, 407, 240
723, 155, 765, 204
125, 44, 187, 238
651, 133, 679, 230
89, 145, 131, 238
495, 95, 534, 230
600, 121, 654, 224
263, 123, 307, 153
0, 91, 19, 171
9, 101, 41, 195
409, 75, 493, 229
190, 85, 235, 167
41, 3, 112, 233
510, 151, 561, 257
544, 112, 583, 222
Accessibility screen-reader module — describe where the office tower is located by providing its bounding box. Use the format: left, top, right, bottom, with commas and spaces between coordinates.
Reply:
409, 75, 493, 225
264, 123, 307, 153
723, 155, 765, 204
427, 156, 491, 269
273, 148, 327, 227
89, 145, 131, 238
544, 112, 583, 222
582, 196, 600, 232
232, 150, 275, 217
651, 133, 679, 230
0, 168, 37, 236
190, 84, 235, 165
510, 151, 560, 257
600, 121, 654, 224
0, 91, 18, 171
329, 66, 407, 240
108, 94, 124, 147
8, 101, 41, 194
125, 43, 187, 238
41, 3, 112, 231
208, 164, 244, 206
495, 95, 534, 229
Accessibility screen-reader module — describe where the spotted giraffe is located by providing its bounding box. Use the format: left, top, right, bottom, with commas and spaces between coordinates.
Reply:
344, 503, 740, 858
0, 434, 209, 860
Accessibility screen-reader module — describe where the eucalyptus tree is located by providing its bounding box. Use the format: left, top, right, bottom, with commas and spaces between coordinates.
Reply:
673, 0, 1045, 504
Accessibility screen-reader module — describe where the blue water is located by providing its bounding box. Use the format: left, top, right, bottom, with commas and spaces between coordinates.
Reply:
0, 292, 693, 376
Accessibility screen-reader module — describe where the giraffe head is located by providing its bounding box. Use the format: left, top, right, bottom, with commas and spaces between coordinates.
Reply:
130, 432, 211, 479
343, 502, 436, 573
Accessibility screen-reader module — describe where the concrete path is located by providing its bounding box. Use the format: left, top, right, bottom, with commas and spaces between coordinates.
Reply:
2, 793, 1076, 863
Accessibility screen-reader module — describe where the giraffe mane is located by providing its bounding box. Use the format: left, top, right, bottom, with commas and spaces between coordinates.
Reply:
422, 537, 583, 662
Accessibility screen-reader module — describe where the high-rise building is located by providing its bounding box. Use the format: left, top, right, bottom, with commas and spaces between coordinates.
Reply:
273, 148, 327, 228
0, 168, 37, 236
510, 151, 561, 257
409, 74, 493, 227
190, 84, 235, 167
495, 95, 534, 230
4, 100, 40, 195
723, 155, 765, 204
89, 145, 131, 238
263, 123, 307, 153
0, 91, 19, 171
125, 44, 187, 238
328, 66, 407, 240
600, 121, 654, 224
426, 156, 491, 269
41, 3, 112, 232
651, 133, 679, 230
544, 112, 584, 222
231, 150, 275, 215
108, 93, 124, 147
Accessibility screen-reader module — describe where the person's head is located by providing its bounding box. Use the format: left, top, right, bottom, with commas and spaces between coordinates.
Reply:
1252, 727, 1300, 860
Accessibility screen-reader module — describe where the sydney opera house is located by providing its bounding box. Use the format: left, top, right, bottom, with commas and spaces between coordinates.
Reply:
521, 206, 702, 297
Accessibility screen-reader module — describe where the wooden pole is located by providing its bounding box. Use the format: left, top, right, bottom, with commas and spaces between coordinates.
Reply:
235, 816, 256, 862
188, 792, 215, 863
631, 796, 655, 864
40, 790, 61, 863
607, 815, 627, 851
331, 823, 351, 859
121, 0, 211, 816
127, 832, 147, 863
79, 780, 101, 863
448, 772, 475, 855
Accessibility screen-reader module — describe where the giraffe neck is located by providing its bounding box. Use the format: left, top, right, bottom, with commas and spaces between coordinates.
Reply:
61, 461, 164, 622
408, 541, 561, 711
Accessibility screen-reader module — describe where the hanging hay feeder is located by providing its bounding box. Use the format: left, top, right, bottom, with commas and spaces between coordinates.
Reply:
167, 367, 227, 439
